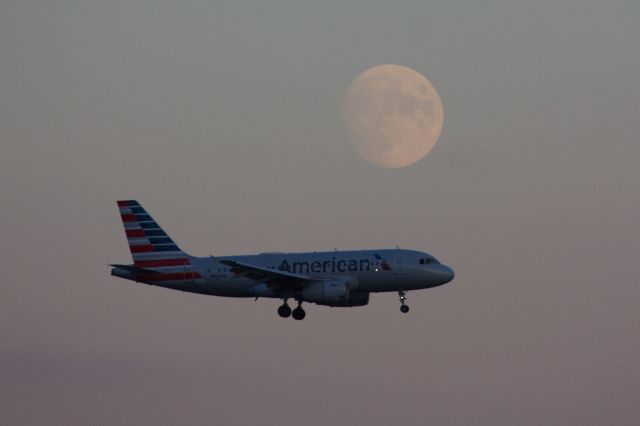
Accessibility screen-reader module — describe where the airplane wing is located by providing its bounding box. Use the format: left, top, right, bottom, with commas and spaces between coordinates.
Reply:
219, 259, 317, 286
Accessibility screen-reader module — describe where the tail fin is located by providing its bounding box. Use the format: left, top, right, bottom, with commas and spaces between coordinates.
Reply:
117, 200, 192, 268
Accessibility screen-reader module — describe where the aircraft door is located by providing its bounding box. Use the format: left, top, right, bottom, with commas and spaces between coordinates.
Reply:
394, 252, 406, 274
183, 262, 197, 288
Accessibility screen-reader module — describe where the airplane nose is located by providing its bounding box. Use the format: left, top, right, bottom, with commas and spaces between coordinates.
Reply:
441, 265, 455, 283
430, 264, 455, 285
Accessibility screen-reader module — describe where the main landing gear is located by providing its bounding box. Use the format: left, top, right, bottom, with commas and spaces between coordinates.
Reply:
398, 290, 410, 313
277, 303, 292, 318
278, 300, 306, 320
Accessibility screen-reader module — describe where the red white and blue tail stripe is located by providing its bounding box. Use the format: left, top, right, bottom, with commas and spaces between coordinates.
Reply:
117, 200, 192, 268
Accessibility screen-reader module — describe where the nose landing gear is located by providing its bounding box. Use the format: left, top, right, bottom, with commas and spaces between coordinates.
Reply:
398, 290, 410, 313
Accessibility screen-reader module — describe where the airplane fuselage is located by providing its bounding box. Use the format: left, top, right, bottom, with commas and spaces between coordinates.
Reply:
113, 249, 454, 298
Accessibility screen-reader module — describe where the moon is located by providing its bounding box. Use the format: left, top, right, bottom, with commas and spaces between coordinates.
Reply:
343, 64, 444, 168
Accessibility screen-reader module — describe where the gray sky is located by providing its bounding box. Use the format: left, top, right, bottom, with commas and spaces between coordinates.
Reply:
1, 0, 639, 425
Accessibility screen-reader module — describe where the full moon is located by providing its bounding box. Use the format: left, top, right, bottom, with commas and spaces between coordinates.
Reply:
343, 64, 444, 168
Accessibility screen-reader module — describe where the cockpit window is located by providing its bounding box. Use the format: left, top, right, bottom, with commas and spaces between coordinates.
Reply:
419, 257, 440, 265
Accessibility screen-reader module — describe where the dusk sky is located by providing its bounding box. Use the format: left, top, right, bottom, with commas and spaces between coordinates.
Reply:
2, 1, 639, 425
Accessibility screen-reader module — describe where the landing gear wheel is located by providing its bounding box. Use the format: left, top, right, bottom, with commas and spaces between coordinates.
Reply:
277, 304, 292, 318
292, 307, 306, 321
398, 290, 409, 314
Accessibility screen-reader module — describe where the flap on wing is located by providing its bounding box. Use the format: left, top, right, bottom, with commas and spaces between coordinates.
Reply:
219, 259, 315, 284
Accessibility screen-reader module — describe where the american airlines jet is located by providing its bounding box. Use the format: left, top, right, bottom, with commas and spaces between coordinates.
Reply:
111, 200, 455, 320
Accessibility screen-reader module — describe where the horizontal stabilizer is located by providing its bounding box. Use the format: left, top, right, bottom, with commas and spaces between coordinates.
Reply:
110, 264, 156, 275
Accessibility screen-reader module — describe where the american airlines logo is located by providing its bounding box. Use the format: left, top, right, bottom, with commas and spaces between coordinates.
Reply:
374, 253, 392, 271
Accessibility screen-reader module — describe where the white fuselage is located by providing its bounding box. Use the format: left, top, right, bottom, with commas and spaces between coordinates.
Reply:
131, 249, 455, 298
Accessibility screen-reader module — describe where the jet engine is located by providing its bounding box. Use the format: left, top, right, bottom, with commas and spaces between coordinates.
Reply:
300, 278, 369, 307
323, 292, 369, 307
301, 279, 349, 303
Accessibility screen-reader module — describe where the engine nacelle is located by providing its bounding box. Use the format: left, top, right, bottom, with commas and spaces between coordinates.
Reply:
321, 292, 369, 307
300, 278, 369, 307
301, 279, 349, 304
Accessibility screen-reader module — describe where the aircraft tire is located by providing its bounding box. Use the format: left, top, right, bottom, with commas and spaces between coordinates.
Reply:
278, 304, 292, 318
400, 305, 410, 314
292, 307, 306, 321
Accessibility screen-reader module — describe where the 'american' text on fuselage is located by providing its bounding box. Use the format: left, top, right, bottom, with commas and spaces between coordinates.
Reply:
279, 258, 372, 274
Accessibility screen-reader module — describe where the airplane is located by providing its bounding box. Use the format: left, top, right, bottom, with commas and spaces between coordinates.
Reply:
110, 200, 455, 320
